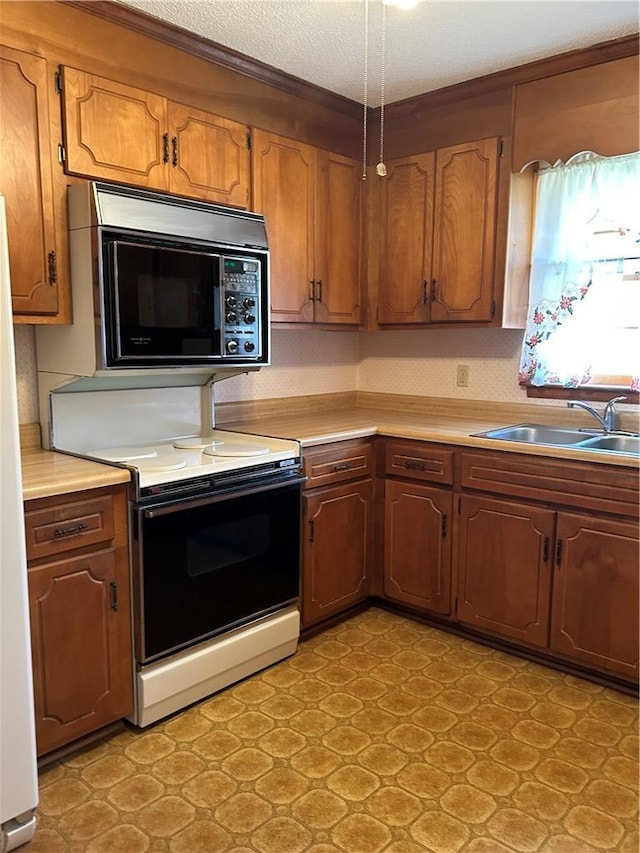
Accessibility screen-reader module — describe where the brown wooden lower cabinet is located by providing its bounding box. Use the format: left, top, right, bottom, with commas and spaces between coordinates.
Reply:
25, 485, 133, 756
384, 479, 452, 615
456, 494, 555, 648
550, 512, 639, 680
302, 479, 373, 628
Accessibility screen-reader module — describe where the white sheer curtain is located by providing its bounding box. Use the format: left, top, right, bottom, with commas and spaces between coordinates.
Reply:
518, 152, 640, 388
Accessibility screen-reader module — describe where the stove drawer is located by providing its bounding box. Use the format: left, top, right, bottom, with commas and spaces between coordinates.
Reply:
25, 492, 115, 561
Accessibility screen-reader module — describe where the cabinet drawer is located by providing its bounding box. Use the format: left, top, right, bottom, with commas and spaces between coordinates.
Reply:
303, 439, 374, 489
460, 450, 640, 517
385, 440, 454, 485
25, 494, 115, 561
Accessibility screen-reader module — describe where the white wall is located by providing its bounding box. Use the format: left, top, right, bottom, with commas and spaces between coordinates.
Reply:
358, 328, 528, 403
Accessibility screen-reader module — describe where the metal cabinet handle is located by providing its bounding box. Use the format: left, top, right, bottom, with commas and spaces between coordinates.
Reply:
162, 132, 169, 164
171, 136, 178, 167
441, 514, 448, 538
110, 581, 119, 612
47, 251, 57, 285
308, 519, 315, 542
53, 521, 88, 538
422, 280, 428, 303
310, 280, 316, 301
543, 536, 550, 562
317, 280, 323, 302
404, 459, 425, 470
430, 279, 437, 301
333, 463, 351, 472
555, 539, 563, 565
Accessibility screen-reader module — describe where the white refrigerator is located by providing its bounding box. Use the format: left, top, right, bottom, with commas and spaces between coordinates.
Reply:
0, 195, 39, 848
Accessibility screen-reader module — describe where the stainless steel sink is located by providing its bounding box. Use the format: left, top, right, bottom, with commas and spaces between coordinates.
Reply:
577, 434, 640, 454
473, 423, 640, 456
474, 424, 589, 446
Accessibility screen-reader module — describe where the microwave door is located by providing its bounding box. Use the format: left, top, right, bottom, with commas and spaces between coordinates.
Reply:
108, 240, 221, 366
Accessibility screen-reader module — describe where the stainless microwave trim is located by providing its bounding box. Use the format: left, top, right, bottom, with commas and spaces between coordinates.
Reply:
35, 181, 270, 384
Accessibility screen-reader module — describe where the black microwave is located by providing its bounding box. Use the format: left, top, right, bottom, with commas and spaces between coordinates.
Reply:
73, 182, 270, 370
101, 232, 267, 367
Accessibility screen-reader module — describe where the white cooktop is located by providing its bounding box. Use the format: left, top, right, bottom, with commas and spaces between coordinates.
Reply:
86, 429, 300, 489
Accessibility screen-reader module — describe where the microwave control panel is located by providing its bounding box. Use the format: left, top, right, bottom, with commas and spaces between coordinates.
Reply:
220, 256, 262, 358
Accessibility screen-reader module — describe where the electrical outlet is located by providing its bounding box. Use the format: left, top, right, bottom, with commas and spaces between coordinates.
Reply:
456, 364, 470, 387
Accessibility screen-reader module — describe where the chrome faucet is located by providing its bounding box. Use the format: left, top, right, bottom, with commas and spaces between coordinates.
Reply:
567, 396, 627, 433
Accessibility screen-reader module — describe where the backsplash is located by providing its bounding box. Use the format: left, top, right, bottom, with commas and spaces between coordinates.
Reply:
13, 323, 634, 424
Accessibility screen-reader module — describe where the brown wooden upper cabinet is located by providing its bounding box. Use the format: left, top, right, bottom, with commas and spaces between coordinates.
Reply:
251, 129, 362, 325
59, 66, 250, 208
0, 45, 61, 318
379, 136, 500, 325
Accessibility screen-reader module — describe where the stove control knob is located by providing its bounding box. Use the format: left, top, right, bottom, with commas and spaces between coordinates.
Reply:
225, 295, 237, 308
226, 339, 239, 354
226, 310, 238, 324
244, 341, 255, 352
243, 297, 256, 309
244, 312, 255, 324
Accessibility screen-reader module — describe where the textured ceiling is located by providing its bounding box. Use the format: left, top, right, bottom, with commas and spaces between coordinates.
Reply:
116, 0, 639, 106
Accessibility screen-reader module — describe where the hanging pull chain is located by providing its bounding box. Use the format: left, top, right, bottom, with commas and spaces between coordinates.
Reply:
376, 0, 387, 177
362, 0, 369, 180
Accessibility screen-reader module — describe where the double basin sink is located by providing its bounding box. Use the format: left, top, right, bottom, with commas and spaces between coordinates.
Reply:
474, 424, 640, 456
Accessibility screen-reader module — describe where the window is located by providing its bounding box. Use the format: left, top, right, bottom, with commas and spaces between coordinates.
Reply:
518, 152, 639, 396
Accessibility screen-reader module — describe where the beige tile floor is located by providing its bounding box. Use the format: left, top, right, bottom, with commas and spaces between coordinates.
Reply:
26, 608, 639, 853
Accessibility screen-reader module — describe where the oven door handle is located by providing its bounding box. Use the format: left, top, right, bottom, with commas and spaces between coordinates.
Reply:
141, 472, 307, 518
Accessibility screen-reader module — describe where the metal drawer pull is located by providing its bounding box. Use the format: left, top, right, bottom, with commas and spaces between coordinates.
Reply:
53, 521, 88, 538
404, 460, 425, 470
333, 463, 352, 471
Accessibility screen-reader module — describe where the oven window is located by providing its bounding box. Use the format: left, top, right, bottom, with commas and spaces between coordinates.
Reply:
139, 483, 301, 662
187, 514, 269, 577
109, 241, 220, 359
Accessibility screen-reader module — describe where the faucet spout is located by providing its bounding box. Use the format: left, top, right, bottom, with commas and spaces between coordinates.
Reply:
567, 400, 607, 431
567, 396, 628, 433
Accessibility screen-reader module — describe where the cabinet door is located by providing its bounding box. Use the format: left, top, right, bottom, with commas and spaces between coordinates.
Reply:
0, 46, 59, 315
302, 479, 372, 628
251, 129, 315, 323
379, 153, 434, 324
457, 495, 555, 647
314, 150, 362, 325
431, 137, 499, 323
384, 480, 452, 615
550, 513, 639, 680
28, 548, 133, 756
61, 66, 168, 188
168, 102, 250, 207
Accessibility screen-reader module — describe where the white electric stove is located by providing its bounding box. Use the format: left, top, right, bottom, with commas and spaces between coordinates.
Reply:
45, 382, 304, 727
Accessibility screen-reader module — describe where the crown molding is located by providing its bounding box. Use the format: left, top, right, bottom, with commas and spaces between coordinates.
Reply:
61, 0, 364, 119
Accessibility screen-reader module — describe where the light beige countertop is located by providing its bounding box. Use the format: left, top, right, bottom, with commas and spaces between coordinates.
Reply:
217, 392, 640, 469
19, 393, 639, 501
20, 424, 131, 501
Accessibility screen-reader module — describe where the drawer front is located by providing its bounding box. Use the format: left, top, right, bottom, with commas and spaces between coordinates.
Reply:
385, 440, 454, 485
303, 439, 374, 489
25, 494, 115, 561
461, 450, 640, 517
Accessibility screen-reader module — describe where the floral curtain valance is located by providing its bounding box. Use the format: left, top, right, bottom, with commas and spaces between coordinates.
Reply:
518, 151, 640, 390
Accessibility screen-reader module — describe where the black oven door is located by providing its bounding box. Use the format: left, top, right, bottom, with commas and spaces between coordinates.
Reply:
133, 478, 303, 664
102, 235, 222, 366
